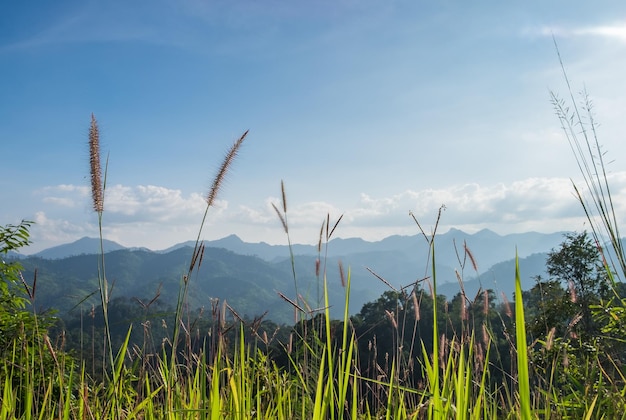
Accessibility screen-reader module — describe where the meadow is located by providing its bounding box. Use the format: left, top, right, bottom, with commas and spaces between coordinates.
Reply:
2, 70, 626, 419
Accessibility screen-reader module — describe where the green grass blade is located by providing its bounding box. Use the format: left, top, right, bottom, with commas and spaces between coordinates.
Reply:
514, 252, 531, 420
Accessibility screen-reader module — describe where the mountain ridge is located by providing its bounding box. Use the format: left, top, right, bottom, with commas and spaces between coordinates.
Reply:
26, 228, 569, 264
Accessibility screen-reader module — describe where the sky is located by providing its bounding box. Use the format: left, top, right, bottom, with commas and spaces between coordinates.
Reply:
2, 1, 626, 254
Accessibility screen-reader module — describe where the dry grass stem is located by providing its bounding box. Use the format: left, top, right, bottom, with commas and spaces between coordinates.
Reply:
366, 267, 398, 292
328, 214, 344, 240
272, 203, 288, 233
206, 130, 248, 207
277, 291, 306, 313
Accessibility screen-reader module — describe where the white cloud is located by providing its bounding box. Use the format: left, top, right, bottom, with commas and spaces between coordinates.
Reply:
103, 184, 210, 223
221, 176, 612, 244
42, 197, 77, 208
29, 211, 95, 248
574, 23, 626, 42
532, 22, 626, 43
23, 175, 626, 254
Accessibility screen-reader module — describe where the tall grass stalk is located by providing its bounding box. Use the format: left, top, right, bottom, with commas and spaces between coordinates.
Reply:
88, 114, 120, 415
272, 180, 302, 323
550, 40, 626, 282
550, 41, 626, 419
168, 130, 248, 390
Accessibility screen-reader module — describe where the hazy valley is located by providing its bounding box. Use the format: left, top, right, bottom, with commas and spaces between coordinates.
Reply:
15, 228, 567, 323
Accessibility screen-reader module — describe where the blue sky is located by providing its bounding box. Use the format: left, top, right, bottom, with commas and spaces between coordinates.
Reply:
3, 1, 626, 254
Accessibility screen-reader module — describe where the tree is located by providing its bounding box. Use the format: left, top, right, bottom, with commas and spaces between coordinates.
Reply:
0, 220, 69, 414
545, 231, 610, 339
522, 277, 575, 340
0, 220, 37, 352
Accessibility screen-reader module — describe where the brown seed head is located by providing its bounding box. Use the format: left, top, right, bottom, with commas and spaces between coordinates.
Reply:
384, 310, 397, 330
411, 291, 420, 321
460, 297, 467, 321
568, 280, 577, 303
338, 260, 345, 288
482, 323, 490, 346
206, 130, 248, 207
280, 179, 287, 213
483, 289, 489, 315
89, 114, 104, 213
272, 203, 288, 233
501, 292, 512, 318
464, 242, 478, 272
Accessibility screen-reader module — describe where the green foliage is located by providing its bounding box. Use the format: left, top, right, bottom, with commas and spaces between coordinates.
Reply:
0, 221, 76, 417
546, 231, 610, 337
0, 220, 46, 353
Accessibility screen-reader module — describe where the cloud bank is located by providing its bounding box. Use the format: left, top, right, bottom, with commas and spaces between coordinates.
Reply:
24, 173, 626, 254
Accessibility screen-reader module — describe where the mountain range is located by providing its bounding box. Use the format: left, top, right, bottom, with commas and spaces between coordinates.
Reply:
13, 229, 570, 323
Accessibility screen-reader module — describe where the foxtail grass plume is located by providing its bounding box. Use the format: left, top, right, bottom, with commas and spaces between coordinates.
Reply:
464, 242, 478, 272
501, 292, 512, 318
206, 130, 248, 207
89, 114, 104, 213
272, 202, 288, 233
411, 291, 420, 321
338, 260, 345, 288
280, 179, 287, 213
483, 289, 489, 315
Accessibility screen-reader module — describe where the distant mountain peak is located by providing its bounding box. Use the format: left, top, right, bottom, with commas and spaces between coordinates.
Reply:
214, 234, 244, 244
474, 228, 499, 237
34, 237, 126, 259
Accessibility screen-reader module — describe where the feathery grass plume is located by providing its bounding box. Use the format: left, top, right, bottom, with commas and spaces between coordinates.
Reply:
501, 292, 512, 318
271, 203, 288, 233
464, 242, 478, 272
89, 114, 104, 213
482, 324, 490, 347
317, 221, 324, 253
280, 179, 287, 213
411, 291, 420, 321
338, 260, 346, 288
385, 310, 398, 330
567, 279, 577, 303
483, 289, 489, 315
206, 130, 248, 207
328, 213, 344, 240
546, 327, 556, 351
455, 269, 468, 321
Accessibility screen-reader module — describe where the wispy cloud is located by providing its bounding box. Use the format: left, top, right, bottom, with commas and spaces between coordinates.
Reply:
221, 176, 626, 244
25, 173, 626, 254
532, 21, 626, 43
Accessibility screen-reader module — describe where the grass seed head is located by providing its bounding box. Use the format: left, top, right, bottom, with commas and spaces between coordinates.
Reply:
411, 291, 420, 321
464, 242, 478, 272
338, 260, 345, 288
206, 130, 248, 207
272, 203, 288, 233
89, 114, 104, 213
